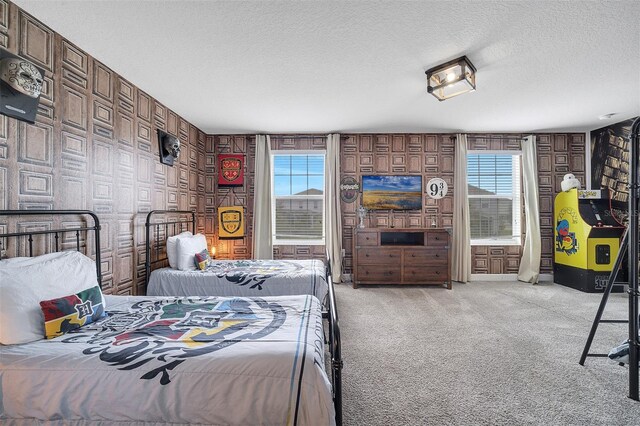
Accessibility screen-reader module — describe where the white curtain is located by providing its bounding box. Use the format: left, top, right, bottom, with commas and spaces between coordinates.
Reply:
452, 133, 471, 283
252, 135, 273, 259
325, 134, 342, 283
518, 135, 541, 283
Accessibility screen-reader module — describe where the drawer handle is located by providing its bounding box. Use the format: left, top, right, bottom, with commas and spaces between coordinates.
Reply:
366, 237, 370, 240
436, 271, 440, 275
435, 254, 439, 258
411, 254, 416, 258
389, 254, 393, 258
435, 236, 440, 240
365, 254, 369, 257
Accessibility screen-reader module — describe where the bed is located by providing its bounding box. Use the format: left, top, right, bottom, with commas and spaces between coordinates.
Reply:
145, 210, 330, 301
0, 210, 343, 425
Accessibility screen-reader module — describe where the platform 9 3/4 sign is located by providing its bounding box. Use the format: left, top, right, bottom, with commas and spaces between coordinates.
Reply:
427, 178, 448, 199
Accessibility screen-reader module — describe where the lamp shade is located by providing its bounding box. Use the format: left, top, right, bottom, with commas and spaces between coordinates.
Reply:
426, 56, 476, 101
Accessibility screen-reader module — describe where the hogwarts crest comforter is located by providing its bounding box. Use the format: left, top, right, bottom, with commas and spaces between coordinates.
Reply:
147, 259, 328, 302
0, 294, 335, 425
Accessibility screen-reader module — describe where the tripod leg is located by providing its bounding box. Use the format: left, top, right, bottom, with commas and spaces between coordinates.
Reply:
579, 232, 628, 365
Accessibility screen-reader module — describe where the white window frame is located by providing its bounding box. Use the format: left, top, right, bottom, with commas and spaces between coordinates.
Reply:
467, 150, 522, 246
270, 150, 326, 246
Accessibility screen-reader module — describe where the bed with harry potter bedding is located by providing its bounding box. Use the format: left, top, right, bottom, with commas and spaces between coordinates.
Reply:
147, 258, 329, 300
145, 211, 329, 301
0, 293, 334, 425
0, 210, 340, 425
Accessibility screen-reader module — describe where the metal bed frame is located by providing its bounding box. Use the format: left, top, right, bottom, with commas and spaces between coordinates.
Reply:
0, 210, 102, 287
144, 209, 196, 287
144, 209, 344, 425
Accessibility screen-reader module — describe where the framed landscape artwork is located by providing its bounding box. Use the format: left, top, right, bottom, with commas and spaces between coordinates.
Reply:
361, 175, 422, 210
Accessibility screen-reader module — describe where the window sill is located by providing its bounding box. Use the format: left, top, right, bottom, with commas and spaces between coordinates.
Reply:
471, 239, 522, 246
273, 240, 325, 246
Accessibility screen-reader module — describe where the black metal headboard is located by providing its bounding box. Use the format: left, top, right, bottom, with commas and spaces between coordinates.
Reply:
145, 210, 196, 286
0, 210, 102, 288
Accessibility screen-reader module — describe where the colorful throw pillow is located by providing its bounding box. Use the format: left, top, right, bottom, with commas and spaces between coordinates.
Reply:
194, 249, 211, 270
39, 285, 105, 339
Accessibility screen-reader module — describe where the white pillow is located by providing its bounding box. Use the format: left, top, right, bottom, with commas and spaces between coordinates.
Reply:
0, 251, 104, 345
166, 231, 192, 269
176, 233, 207, 271
0, 251, 70, 269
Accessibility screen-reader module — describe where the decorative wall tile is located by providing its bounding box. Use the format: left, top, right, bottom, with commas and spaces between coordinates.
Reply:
2, 1, 207, 295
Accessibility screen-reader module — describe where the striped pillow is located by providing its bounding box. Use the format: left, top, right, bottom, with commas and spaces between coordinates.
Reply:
194, 249, 211, 270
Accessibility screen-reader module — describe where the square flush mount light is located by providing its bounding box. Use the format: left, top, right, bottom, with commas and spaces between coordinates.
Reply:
425, 55, 476, 101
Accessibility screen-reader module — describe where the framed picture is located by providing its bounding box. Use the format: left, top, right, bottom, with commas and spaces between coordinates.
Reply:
218, 154, 244, 186
218, 206, 244, 238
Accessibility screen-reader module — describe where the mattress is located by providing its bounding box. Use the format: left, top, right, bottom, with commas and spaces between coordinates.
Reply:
0, 294, 334, 425
148, 259, 328, 301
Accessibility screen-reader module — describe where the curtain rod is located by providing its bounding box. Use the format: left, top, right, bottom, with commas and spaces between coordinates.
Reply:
467, 134, 526, 140
248, 134, 349, 140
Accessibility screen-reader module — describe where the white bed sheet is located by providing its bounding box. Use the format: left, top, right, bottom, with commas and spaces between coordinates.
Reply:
148, 259, 328, 302
0, 294, 334, 425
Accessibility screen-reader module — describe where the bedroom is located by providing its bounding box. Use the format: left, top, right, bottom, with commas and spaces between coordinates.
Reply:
0, 0, 639, 424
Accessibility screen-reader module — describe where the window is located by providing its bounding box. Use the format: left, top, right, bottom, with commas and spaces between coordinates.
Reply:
271, 151, 325, 245
467, 152, 521, 245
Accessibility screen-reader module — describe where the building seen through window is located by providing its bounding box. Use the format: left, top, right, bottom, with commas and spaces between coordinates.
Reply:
467, 153, 521, 245
272, 153, 325, 244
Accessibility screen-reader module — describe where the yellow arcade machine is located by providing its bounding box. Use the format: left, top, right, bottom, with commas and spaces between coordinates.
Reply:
553, 188, 625, 292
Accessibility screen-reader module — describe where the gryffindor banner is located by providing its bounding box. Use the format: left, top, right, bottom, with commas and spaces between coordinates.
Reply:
218, 206, 244, 238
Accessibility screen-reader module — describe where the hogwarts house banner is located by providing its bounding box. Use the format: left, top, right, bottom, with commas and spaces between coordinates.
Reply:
590, 117, 638, 212
218, 154, 244, 186
218, 206, 245, 238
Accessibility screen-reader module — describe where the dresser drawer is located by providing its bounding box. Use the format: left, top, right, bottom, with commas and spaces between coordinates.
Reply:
403, 266, 448, 283
358, 248, 402, 264
404, 248, 448, 264
427, 232, 448, 246
356, 232, 378, 246
356, 265, 401, 282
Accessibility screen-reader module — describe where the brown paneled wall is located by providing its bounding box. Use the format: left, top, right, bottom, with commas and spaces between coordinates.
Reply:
0, 2, 207, 295
1, 3, 587, 288
341, 133, 585, 276
340, 134, 455, 274
208, 135, 327, 261
182, 132, 587, 277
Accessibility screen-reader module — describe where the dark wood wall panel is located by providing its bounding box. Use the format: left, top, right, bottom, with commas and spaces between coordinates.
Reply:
340, 134, 454, 275
467, 133, 585, 274
0, 2, 207, 295
207, 135, 327, 262
1, 2, 588, 283
205, 132, 583, 277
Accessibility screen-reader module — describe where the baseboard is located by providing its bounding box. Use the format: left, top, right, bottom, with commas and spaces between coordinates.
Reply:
470, 273, 553, 282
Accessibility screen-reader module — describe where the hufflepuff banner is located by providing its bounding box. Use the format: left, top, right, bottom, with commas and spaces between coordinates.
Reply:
218, 206, 244, 238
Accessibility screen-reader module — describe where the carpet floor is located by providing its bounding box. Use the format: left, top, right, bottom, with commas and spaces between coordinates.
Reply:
334, 279, 640, 425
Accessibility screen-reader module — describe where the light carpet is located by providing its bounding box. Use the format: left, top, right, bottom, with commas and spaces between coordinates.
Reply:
334, 279, 640, 425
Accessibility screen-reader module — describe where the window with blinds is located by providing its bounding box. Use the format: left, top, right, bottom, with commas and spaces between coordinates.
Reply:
467, 152, 521, 245
271, 152, 325, 244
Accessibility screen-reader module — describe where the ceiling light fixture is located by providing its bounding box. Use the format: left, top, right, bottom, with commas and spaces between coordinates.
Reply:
425, 55, 476, 101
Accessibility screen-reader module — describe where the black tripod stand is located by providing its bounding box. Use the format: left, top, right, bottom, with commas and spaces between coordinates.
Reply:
579, 116, 639, 401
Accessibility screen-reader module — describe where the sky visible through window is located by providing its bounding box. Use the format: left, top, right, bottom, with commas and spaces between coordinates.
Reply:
467, 154, 514, 195
273, 155, 324, 196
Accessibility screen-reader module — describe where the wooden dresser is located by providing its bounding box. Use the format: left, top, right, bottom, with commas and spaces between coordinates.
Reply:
352, 227, 451, 289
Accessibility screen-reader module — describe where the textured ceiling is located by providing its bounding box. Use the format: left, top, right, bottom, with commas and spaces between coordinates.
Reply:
13, 0, 640, 134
